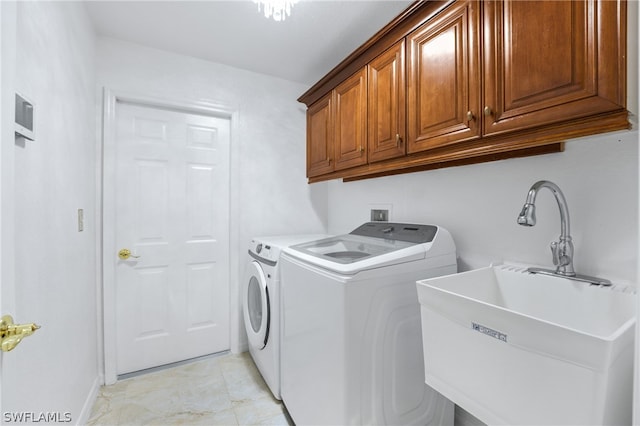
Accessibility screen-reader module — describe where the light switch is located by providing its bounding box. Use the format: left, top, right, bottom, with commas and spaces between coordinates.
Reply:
78, 209, 84, 232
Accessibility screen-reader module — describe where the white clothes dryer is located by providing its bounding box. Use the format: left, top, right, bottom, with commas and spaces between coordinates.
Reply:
280, 222, 457, 425
242, 234, 326, 400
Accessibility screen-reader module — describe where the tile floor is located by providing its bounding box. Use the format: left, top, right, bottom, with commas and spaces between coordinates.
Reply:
87, 352, 293, 425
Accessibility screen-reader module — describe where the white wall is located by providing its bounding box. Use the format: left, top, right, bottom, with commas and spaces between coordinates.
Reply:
328, 129, 638, 285
95, 38, 328, 354
631, 0, 640, 423
4, 1, 99, 423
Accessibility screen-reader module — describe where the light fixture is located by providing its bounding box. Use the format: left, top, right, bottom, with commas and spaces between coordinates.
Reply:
254, 0, 297, 22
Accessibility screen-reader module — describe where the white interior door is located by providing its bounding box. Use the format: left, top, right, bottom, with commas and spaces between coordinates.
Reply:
113, 101, 230, 375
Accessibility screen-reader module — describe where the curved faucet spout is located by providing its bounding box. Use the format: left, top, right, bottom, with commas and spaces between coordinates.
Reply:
521, 180, 571, 239
517, 180, 575, 277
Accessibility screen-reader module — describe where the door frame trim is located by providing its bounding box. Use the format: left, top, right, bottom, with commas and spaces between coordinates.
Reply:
0, 2, 17, 415
98, 88, 239, 384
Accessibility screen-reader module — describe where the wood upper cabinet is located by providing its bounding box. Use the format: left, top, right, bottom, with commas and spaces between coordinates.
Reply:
408, 0, 480, 153
334, 68, 368, 171
301, 0, 627, 182
482, 0, 626, 136
306, 93, 334, 178
306, 69, 367, 177
368, 41, 406, 163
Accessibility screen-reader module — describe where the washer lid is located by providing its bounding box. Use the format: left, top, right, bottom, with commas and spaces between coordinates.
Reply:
284, 223, 455, 275
290, 234, 412, 265
289, 222, 437, 265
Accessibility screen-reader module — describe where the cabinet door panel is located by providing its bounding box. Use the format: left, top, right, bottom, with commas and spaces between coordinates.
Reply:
368, 41, 406, 163
334, 69, 368, 170
483, 0, 624, 135
408, 0, 480, 153
306, 94, 334, 178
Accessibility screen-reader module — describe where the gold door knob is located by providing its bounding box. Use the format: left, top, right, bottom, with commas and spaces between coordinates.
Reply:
396, 134, 402, 145
467, 111, 475, 121
118, 248, 140, 260
0, 315, 41, 352
483, 106, 493, 116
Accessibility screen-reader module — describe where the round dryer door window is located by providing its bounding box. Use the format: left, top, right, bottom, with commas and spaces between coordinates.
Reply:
242, 261, 270, 350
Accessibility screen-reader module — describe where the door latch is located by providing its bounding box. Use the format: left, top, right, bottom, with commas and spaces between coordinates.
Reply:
0, 315, 41, 352
118, 248, 140, 260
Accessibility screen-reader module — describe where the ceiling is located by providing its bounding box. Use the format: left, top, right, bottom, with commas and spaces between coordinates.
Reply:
85, 0, 414, 86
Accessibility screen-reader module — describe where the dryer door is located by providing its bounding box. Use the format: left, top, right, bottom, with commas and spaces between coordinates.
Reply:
243, 260, 270, 350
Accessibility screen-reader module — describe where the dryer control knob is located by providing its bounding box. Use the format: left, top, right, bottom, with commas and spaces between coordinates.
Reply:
256, 244, 263, 254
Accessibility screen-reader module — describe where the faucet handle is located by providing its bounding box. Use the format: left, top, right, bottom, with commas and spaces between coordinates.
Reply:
550, 241, 560, 266
551, 240, 572, 267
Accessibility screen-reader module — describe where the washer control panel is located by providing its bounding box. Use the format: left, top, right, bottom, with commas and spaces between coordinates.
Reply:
351, 222, 437, 243
249, 240, 278, 264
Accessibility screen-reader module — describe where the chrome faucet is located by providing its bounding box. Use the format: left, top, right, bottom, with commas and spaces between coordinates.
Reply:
517, 180, 575, 276
517, 180, 611, 286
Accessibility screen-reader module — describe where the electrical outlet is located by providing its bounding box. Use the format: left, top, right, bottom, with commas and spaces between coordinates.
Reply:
371, 209, 389, 222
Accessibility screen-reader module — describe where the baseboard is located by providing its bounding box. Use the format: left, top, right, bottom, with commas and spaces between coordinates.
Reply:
235, 341, 249, 354
76, 376, 101, 426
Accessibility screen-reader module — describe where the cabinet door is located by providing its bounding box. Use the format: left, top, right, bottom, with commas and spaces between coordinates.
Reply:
368, 41, 406, 163
482, 0, 626, 136
306, 94, 334, 178
334, 68, 368, 171
407, 0, 480, 154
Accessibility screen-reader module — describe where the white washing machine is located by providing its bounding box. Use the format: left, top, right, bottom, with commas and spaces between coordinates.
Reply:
280, 222, 457, 425
242, 234, 327, 400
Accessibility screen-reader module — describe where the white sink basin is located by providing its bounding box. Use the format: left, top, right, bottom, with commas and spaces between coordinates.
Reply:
416, 264, 636, 425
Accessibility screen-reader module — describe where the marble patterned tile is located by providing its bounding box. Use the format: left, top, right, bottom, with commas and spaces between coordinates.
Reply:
157, 408, 239, 425
86, 393, 123, 425
232, 395, 289, 425
87, 353, 290, 426
222, 354, 273, 403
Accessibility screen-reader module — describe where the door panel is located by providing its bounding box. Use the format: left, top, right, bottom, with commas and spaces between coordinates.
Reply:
115, 102, 230, 375
334, 68, 368, 170
306, 94, 334, 178
482, 0, 624, 135
408, 0, 480, 153
368, 41, 406, 163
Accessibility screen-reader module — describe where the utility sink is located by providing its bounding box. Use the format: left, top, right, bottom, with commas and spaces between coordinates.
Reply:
416, 264, 636, 425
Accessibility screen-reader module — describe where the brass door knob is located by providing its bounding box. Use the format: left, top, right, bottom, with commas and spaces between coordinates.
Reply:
118, 248, 140, 260
483, 106, 493, 116
467, 111, 475, 121
0, 315, 41, 352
